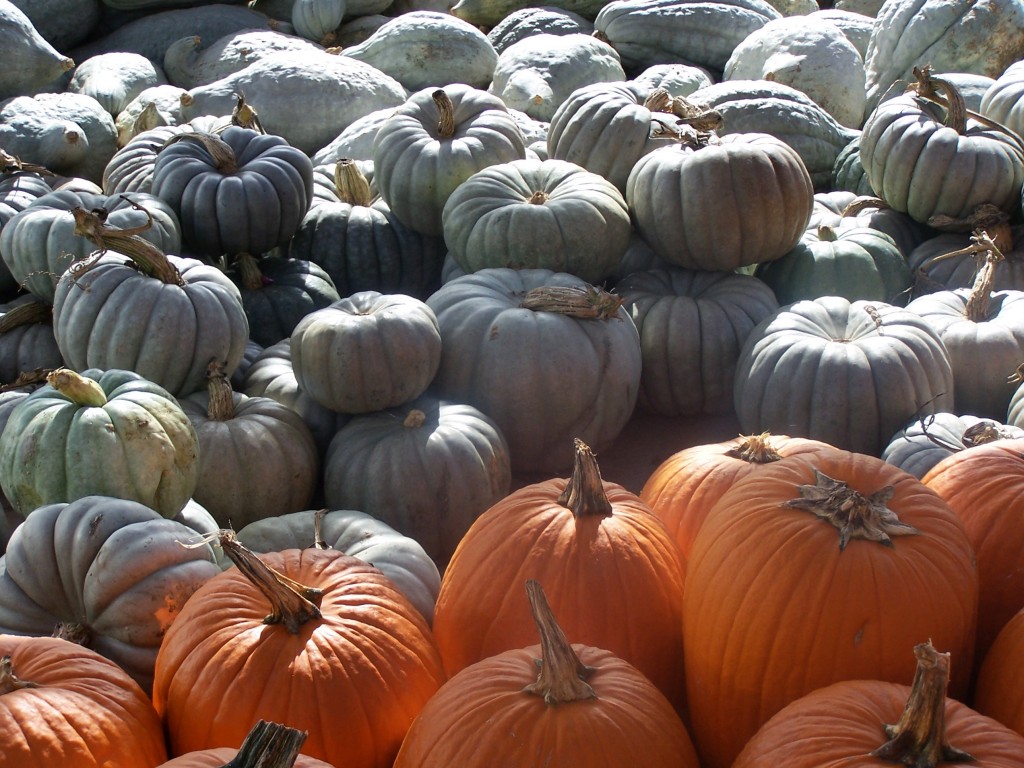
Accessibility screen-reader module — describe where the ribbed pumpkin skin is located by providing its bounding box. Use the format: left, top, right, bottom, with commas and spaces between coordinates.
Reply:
922, 440, 1024, 667
0, 369, 199, 519
975, 607, 1024, 738
981, 60, 1024, 139
859, 91, 1024, 226
882, 413, 1024, 479
441, 158, 631, 284
0, 496, 220, 694
291, 0, 346, 41
150, 125, 314, 258
0, 634, 168, 767
0, 189, 181, 303
732, 676, 1024, 768
639, 433, 833, 563
0, 296, 63, 382
626, 133, 813, 271
52, 253, 250, 398
616, 267, 779, 416
683, 450, 978, 768
153, 550, 446, 768
322, 397, 512, 569
908, 227, 1024, 294
393, 644, 701, 768
733, 296, 955, 456
426, 268, 641, 473
372, 84, 528, 236
432, 476, 686, 708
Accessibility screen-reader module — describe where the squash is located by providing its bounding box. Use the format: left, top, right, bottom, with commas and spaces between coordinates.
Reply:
974, 607, 1024, 740
156, 720, 336, 767
426, 268, 641, 474
432, 439, 687, 708
395, 580, 701, 768
0, 296, 63, 384
152, 534, 446, 768
67, 52, 168, 118
981, 60, 1024, 140
441, 158, 631, 284
808, 190, 933, 258
291, 0, 345, 42
0, 368, 199, 519
487, 6, 594, 53
882, 412, 1024, 480
732, 641, 1024, 767
684, 449, 978, 768
0, 634, 168, 767
626, 131, 813, 272
322, 396, 511, 569
0, 495, 220, 694
733, 296, 955, 456
0, 0, 74, 101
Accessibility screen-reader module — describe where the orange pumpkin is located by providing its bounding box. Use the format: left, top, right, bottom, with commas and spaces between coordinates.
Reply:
432, 438, 686, 708
394, 580, 701, 767
683, 449, 978, 768
922, 438, 1024, 667
974, 606, 1024, 738
732, 641, 1024, 767
639, 432, 834, 562
152, 533, 446, 767
156, 720, 335, 767
0, 634, 168, 767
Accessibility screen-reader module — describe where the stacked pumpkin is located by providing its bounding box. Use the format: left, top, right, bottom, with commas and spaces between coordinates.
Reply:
4, 0, 1024, 765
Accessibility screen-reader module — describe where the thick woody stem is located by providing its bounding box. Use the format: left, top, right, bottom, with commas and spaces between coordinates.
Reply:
521, 579, 596, 705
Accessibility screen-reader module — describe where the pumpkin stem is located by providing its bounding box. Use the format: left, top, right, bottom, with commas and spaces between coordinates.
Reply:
205, 359, 235, 421
960, 419, 1017, 448
527, 190, 549, 205
164, 131, 239, 174
667, 96, 724, 133
313, 508, 329, 550
53, 621, 93, 647
71, 202, 184, 286
783, 469, 919, 550
840, 196, 890, 217
0, 656, 38, 695
870, 641, 974, 766
433, 90, 456, 139
46, 368, 107, 407
0, 297, 51, 333
724, 432, 785, 464
928, 203, 1011, 238
403, 409, 427, 428
521, 579, 597, 705
231, 91, 266, 134
557, 438, 613, 518
1, 368, 52, 393
217, 529, 323, 634
334, 158, 374, 207
643, 87, 672, 114
911, 66, 967, 134
520, 285, 623, 320
816, 224, 839, 242
221, 719, 308, 768
234, 252, 267, 292
0, 148, 53, 178
962, 231, 1003, 323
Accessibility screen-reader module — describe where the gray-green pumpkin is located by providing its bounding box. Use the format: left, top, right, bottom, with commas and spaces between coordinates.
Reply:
0, 368, 199, 519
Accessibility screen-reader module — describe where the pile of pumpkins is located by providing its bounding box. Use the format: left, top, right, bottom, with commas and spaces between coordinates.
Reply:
3, 0, 1024, 765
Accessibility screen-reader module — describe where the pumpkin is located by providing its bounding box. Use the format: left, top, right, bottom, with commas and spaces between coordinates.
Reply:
733, 296, 955, 456
974, 607, 1024, 739
150, 125, 314, 259
290, 291, 441, 415
441, 158, 631, 284
907, 218, 1024, 295
981, 60, 1024, 140
156, 720, 336, 767
395, 580, 701, 768
67, 51, 168, 119
179, 362, 319, 530
0, 295, 62, 384
0, 187, 181, 303
859, 68, 1024, 227
683, 448, 978, 768
754, 224, 913, 306
51, 211, 250, 398
882, 412, 1024, 479
0, 368, 199, 519
432, 439, 686, 708
322, 396, 512, 569
291, 0, 345, 42
808, 190, 934, 258
235, 508, 441, 625
626, 131, 813, 272
487, 6, 594, 54
0, 0, 75, 102
373, 84, 528, 237
0, 495, 220, 694
426, 268, 642, 474
616, 266, 779, 416
0, 634, 168, 767
152, 534, 446, 768
922, 439, 1024, 671
732, 641, 1024, 767
639, 432, 833, 563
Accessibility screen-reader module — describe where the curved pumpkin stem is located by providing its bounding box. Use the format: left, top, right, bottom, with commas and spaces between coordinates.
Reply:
784, 469, 919, 550
164, 131, 239, 174
0, 656, 38, 695
205, 359, 235, 422
71, 202, 184, 286
522, 579, 596, 705
47, 368, 107, 407
724, 432, 785, 464
217, 530, 323, 634
0, 298, 50, 334
433, 90, 456, 139
557, 438, 612, 518
870, 641, 973, 766
962, 232, 1003, 323
222, 720, 308, 768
